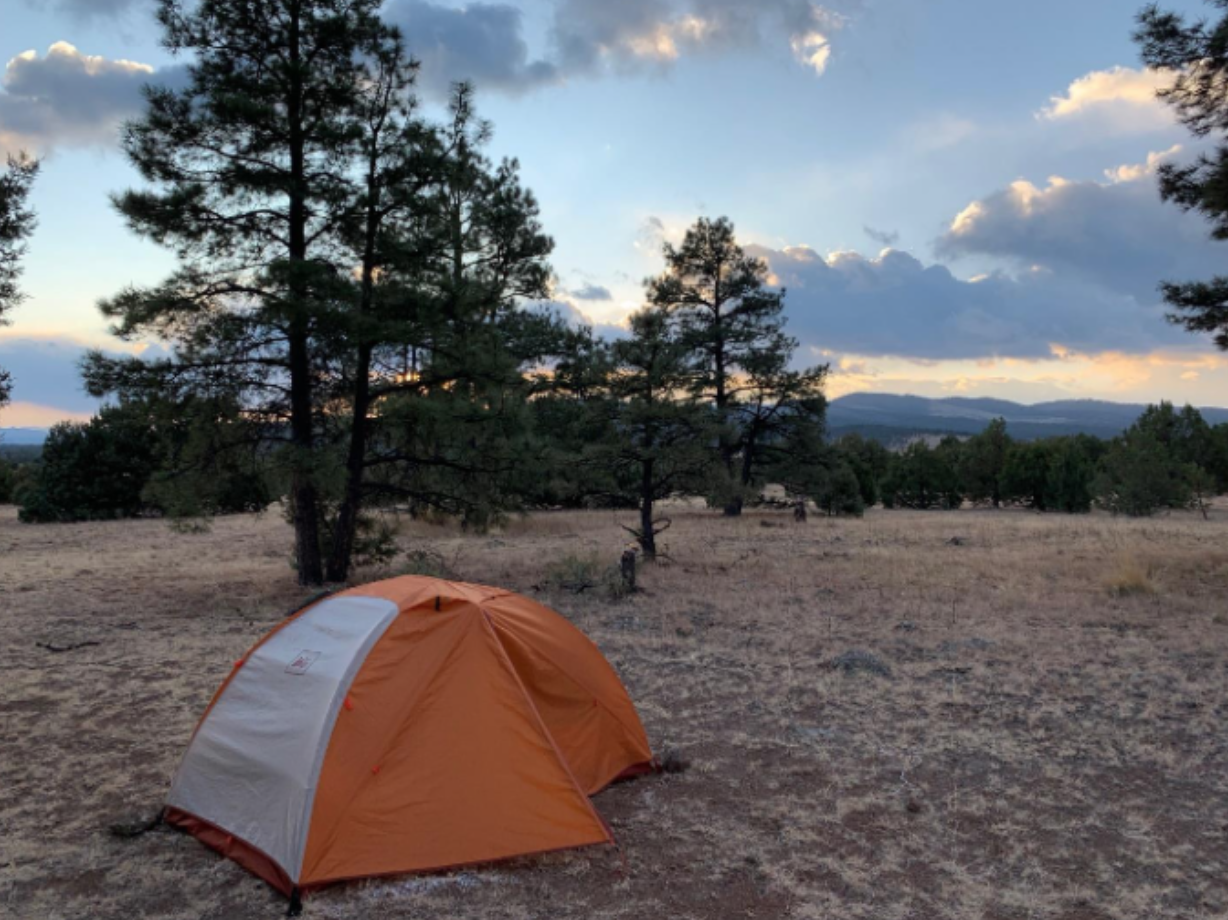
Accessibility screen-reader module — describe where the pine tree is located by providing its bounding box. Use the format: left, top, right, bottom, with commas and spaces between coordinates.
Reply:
1094, 431, 1192, 516
1135, 4, 1228, 348
834, 432, 892, 507
1002, 441, 1053, 511
84, 0, 403, 584
335, 87, 559, 567
0, 153, 39, 413
645, 216, 826, 515
882, 440, 961, 510
598, 309, 715, 558
960, 418, 1011, 507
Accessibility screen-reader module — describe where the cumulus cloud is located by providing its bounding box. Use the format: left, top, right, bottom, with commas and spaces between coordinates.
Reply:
382, 0, 560, 96
551, 0, 847, 77
1038, 66, 1175, 133
748, 244, 1185, 362
936, 149, 1222, 303
532, 299, 629, 341
0, 42, 184, 153
382, 0, 850, 97
1103, 143, 1182, 183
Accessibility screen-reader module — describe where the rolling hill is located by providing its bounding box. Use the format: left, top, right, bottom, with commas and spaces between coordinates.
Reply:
827, 393, 1228, 442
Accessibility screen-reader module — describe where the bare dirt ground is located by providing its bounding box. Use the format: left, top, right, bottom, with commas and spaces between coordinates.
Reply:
3, 503, 1228, 920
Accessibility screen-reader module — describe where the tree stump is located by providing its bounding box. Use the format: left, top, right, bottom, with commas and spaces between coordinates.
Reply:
620, 548, 637, 593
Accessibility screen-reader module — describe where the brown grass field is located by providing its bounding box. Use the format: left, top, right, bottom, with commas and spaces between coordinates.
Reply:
3, 502, 1228, 919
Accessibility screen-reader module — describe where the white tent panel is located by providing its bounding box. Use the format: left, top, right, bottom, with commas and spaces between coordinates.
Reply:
167, 595, 399, 881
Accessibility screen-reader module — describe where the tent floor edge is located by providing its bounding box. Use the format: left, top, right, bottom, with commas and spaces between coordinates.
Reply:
163, 806, 296, 897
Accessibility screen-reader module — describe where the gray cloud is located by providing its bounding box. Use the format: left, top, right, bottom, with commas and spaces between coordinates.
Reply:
934, 154, 1223, 304
27, 0, 147, 18
382, 0, 849, 97
0, 336, 101, 414
569, 282, 612, 301
550, 0, 848, 77
383, 0, 560, 97
0, 42, 187, 153
753, 244, 1185, 361
863, 225, 899, 247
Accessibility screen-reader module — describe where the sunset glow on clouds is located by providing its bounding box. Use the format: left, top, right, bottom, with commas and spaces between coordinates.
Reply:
1038, 65, 1175, 126
822, 347, 1228, 406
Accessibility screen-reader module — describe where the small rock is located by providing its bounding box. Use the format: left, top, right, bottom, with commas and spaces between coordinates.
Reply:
831, 649, 892, 678
906, 798, 923, 814
659, 749, 690, 774
792, 724, 845, 743
895, 620, 917, 632
946, 536, 967, 546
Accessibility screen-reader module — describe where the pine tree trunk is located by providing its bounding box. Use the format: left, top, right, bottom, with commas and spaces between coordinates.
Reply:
325, 344, 371, 583
325, 131, 384, 584
289, 327, 323, 585
286, 0, 323, 586
640, 458, 656, 559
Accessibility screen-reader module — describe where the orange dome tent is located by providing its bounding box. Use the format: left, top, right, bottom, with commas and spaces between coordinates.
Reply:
164, 576, 654, 906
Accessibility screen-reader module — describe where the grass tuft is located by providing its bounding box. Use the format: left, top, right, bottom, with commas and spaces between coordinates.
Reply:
1104, 553, 1157, 596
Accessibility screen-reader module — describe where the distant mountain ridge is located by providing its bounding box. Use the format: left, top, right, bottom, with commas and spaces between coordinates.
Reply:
0, 427, 50, 446
827, 393, 1228, 441
7, 395, 1228, 450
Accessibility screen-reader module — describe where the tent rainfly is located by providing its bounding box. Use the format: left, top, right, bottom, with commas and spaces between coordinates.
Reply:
164, 575, 655, 908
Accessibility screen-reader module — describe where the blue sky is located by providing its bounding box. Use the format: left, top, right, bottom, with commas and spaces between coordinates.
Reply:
2, 0, 1225, 425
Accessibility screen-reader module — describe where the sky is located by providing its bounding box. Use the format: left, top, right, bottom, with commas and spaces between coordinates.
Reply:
1, 0, 1226, 426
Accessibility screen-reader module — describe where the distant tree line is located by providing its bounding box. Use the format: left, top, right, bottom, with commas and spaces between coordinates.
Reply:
9, 392, 1225, 536
822, 401, 1228, 518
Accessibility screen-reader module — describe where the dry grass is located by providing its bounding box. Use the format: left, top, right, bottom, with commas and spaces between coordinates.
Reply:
3, 502, 1228, 919
1103, 554, 1158, 597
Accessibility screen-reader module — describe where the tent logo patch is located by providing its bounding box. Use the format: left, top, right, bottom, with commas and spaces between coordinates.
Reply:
285, 650, 321, 675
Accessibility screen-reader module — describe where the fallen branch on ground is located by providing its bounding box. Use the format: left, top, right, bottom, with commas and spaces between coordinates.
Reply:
36, 640, 101, 653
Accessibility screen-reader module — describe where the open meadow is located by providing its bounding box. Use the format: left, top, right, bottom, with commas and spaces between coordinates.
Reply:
2, 503, 1228, 919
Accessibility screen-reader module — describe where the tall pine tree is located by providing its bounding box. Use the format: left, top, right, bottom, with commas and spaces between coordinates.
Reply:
0, 153, 39, 414
646, 216, 826, 515
590, 309, 715, 559
1136, 3, 1228, 349
85, 0, 404, 584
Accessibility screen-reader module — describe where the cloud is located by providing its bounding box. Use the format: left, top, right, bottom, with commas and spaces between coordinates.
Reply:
0, 333, 177, 425
1103, 143, 1182, 184
863, 225, 899, 247
633, 215, 669, 254
24, 0, 147, 19
0, 334, 101, 416
383, 0, 851, 97
382, 1, 560, 96
750, 244, 1185, 362
935, 149, 1222, 303
0, 42, 185, 154
1038, 66, 1175, 133
1, 400, 93, 428
569, 282, 613, 301
551, 0, 847, 77
532, 299, 628, 341
821, 348, 1228, 405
